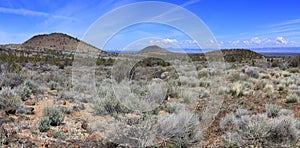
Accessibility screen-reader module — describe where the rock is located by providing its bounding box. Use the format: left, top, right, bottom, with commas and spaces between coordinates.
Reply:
62, 100, 66, 105
73, 104, 85, 111
81, 121, 88, 130
25, 99, 36, 106
124, 113, 140, 125
63, 127, 68, 133
161, 71, 169, 79
47, 129, 55, 137
5, 107, 16, 115
158, 110, 167, 115
39, 142, 49, 148
86, 133, 103, 142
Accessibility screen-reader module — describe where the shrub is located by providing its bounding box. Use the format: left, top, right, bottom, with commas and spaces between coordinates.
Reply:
235, 109, 249, 118
166, 102, 185, 114
57, 91, 76, 102
38, 116, 50, 132
244, 67, 259, 79
278, 84, 284, 91
16, 84, 30, 101
237, 115, 251, 130
264, 84, 274, 98
266, 104, 282, 118
0, 73, 24, 88
230, 82, 244, 97
288, 84, 300, 94
221, 107, 299, 147
23, 80, 40, 94
112, 79, 166, 113
286, 94, 298, 103
15, 79, 41, 101
0, 87, 21, 109
58, 106, 73, 114
220, 113, 237, 131
42, 107, 64, 126
278, 109, 294, 117
48, 81, 57, 90
92, 82, 128, 115
179, 89, 198, 104
157, 110, 202, 147
268, 118, 298, 145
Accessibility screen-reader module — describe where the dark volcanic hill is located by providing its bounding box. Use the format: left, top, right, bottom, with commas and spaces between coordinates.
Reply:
20, 33, 103, 53
221, 49, 263, 58
138, 45, 172, 55
216, 49, 264, 62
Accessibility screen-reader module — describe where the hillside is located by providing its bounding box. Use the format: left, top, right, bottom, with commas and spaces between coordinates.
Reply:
138, 45, 172, 55
21, 33, 103, 53
219, 49, 264, 62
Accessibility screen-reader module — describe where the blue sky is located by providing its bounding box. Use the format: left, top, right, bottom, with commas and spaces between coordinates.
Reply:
0, 0, 300, 50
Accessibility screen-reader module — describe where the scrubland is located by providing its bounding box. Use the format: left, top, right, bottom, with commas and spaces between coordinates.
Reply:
0, 48, 300, 147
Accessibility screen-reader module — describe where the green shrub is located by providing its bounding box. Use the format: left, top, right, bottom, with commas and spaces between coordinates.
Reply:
266, 104, 282, 118
285, 95, 298, 104
42, 107, 64, 126
221, 107, 299, 147
220, 113, 237, 131
16, 84, 31, 101
57, 91, 76, 102
244, 67, 259, 79
157, 110, 202, 147
166, 102, 185, 114
7, 63, 22, 73
23, 80, 40, 94
91, 81, 129, 115
0, 73, 24, 88
38, 116, 50, 132
15, 80, 41, 101
0, 87, 21, 109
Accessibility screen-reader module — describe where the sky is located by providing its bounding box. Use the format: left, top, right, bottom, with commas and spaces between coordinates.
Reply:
0, 0, 300, 51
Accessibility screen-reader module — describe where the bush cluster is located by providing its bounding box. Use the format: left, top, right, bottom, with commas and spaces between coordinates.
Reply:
220, 105, 299, 147
0, 87, 20, 109
38, 107, 64, 132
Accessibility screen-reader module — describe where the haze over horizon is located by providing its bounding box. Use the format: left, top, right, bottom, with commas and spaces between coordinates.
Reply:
1, 0, 300, 51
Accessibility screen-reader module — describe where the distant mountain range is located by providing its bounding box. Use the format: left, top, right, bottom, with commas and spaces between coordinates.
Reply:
251, 47, 300, 57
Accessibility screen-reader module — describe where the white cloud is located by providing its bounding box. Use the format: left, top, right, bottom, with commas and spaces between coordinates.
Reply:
275, 36, 288, 45
229, 40, 240, 46
250, 37, 261, 44
161, 38, 178, 44
149, 38, 178, 45
182, 39, 197, 44
225, 36, 297, 48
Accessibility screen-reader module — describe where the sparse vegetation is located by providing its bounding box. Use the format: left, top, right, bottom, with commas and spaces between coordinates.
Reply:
157, 110, 202, 147
38, 116, 51, 132
41, 107, 64, 126
0, 87, 21, 109
221, 105, 299, 147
